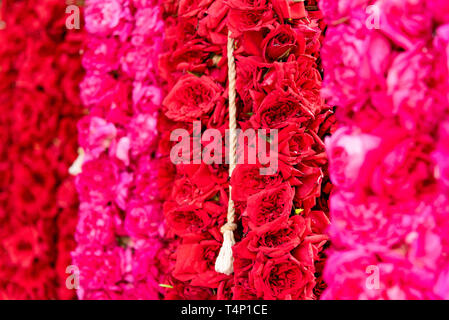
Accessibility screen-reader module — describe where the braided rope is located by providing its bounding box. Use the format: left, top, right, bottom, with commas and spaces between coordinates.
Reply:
215, 31, 237, 275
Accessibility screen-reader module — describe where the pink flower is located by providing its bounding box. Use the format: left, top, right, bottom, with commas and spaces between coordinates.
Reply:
115, 172, 134, 210
325, 127, 381, 191
121, 45, 157, 81
433, 121, 449, 190
434, 265, 449, 299
322, 249, 437, 300
431, 1, 449, 24
321, 23, 380, 112
76, 158, 119, 205
80, 72, 117, 107
75, 203, 120, 247
74, 0, 165, 300
78, 116, 117, 159
132, 83, 162, 114
322, 0, 449, 301
387, 46, 443, 130
83, 37, 120, 72
328, 192, 422, 249
378, 0, 432, 50
128, 113, 158, 157
134, 7, 164, 35
85, 0, 123, 35
72, 246, 127, 293
124, 202, 163, 238
132, 156, 160, 202
318, 0, 374, 23
369, 137, 436, 200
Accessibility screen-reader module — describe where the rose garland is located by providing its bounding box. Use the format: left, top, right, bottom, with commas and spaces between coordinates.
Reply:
320, 0, 449, 299
0, 0, 84, 299
158, 0, 233, 299
158, 0, 334, 300
71, 0, 166, 299
227, 0, 334, 300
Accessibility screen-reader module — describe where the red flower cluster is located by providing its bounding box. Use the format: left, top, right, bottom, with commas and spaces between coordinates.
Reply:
0, 0, 84, 299
228, 0, 334, 300
158, 0, 334, 299
158, 0, 239, 299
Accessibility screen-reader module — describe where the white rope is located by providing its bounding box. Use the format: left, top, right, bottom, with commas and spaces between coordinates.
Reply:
215, 30, 237, 275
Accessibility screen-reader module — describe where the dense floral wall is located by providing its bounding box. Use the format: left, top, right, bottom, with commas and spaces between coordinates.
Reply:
1, 0, 448, 301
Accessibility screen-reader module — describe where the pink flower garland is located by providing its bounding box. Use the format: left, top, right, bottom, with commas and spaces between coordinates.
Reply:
320, 0, 449, 299
72, 0, 166, 299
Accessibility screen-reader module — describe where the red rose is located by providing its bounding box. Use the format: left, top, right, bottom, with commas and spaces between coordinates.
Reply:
231, 164, 284, 202
163, 74, 222, 122
172, 236, 230, 288
159, 40, 212, 81
198, 0, 229, 45
232, 280, 259, 300
271, 0, 307, 20
235, 56, 269, 111
293, 163, 323, 205
262, 24, 306, 62
163, 201, 225, 236
277, 125, 317, 180
244, 183, 294, 233
227, 0, 275, 35
250, 252, 315, 300
170, 175, 218, 207
245, 215, 308, 257
251, 89, 313, 129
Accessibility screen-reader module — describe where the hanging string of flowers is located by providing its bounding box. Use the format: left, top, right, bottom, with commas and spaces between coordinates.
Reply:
227, 0, 334, 300
158, 0, 334, 300
71, 0, 166, 299
320, 0, 449, 299
157, 0, 233, 299
0, 0, 84, 299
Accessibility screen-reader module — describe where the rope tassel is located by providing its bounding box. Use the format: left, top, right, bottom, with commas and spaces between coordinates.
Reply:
215, 31, 238, 275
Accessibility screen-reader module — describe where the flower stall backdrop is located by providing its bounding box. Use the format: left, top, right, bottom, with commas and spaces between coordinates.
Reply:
0, 0, 448, 301
0, 0, 84, 299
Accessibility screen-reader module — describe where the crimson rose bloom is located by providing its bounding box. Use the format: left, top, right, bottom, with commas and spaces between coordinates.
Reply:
245, 183, 295, 233
250, 252, 315, 300
262, 24, 306, 62
251, 89, 313, 129
227, 0, 275, 35
172, 237, 230, 288
242, 215, 307, 257
231, 164, 283, 202
163, 201, 225, 236
163, 74, 222, 122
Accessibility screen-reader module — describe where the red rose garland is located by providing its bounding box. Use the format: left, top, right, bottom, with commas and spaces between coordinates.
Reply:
0, 0, 84, 299
158, 0, 334, 300
158, 0, 235, 299
227, 0, 334, 300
